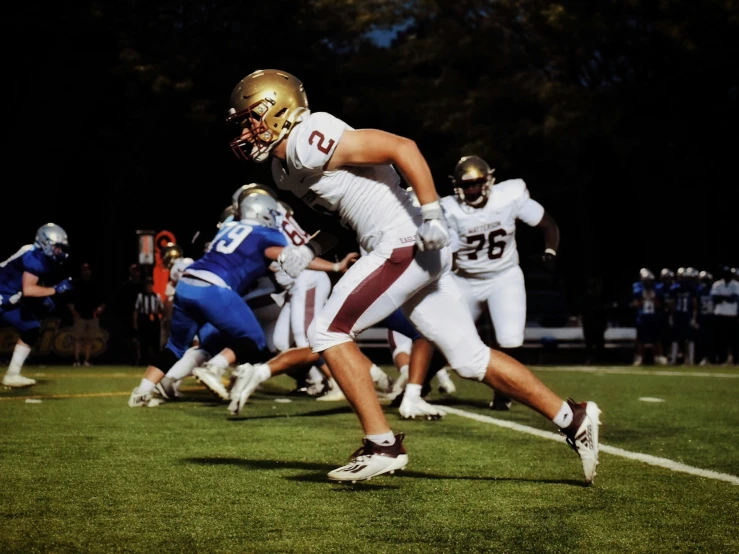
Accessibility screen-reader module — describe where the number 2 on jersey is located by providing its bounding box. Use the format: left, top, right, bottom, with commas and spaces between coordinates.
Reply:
467, 229, 506, 260
308, 131, 335, 154
212, 225, 253, 254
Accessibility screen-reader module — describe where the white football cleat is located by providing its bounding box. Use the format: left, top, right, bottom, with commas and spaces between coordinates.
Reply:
155, 377, 183, 400
2, 374, 36, 388
228, 363, 268, 415
436, 368, 456, 394
192, 363, 230, 401
328, 433, 409, 483
399, 395, 446, 420
561, 399, 601, 485
370, 365, 392, 393
316, 385, 346, 402
128, 388, 154, 407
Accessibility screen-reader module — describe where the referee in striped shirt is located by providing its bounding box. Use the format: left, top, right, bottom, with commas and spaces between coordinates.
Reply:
133, 277, 164, 366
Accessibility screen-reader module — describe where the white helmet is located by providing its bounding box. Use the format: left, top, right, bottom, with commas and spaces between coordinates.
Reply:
231, 183, 280, 228
35, 223, 69, 262
169, 257, 194, 284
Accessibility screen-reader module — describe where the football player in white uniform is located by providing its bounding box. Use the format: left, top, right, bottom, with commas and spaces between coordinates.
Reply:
442, 155, 560, 410
226, 68, 601, 485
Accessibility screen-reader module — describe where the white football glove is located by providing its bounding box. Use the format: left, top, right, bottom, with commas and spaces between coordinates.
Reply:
270, 261, 295, 292
278, 245, 315, 278
416, 200, 450, 251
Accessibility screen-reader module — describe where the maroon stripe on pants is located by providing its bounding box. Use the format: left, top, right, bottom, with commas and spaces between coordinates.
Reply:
328, 246, 415, 335
304, 286, 316, 337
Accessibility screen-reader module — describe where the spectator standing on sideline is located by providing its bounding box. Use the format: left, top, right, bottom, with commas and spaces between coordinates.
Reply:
711, 265, 739, 365
116, 264, 144, 365
134, 277, 164, 366
67, 263, 105, 367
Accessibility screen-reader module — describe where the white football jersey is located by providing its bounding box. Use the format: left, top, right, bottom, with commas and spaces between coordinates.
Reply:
270, 202, 320, 291
169, 257, 194, 286
441, 179, 544, 278
271, 111, 418, 252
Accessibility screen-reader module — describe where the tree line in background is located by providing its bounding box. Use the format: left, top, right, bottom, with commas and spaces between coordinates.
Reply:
6, 0, 737, 307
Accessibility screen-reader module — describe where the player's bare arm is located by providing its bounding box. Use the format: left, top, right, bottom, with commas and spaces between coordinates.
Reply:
21, 272, 56, 298
536, 211, 560, 252
325, 128, 440, 206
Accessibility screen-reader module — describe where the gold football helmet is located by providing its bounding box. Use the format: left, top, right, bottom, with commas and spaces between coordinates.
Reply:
161, 242, 184, 269
278, 200, 294, 216
226, 69, 310, 163
449, 155, 496, 207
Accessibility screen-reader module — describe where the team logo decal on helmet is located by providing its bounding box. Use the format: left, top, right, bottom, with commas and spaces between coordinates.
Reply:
226, 69, 310, 163
449, 155, 496, 207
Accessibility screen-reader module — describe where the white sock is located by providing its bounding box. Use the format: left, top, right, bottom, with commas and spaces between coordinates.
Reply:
167, 349, 209, 380
208, 354, 230, 371
255, 363, 272, 383
398, 364, 409, 378
327, 377, 338, 390
307, 366, 324, 384
404, 383, 422, 399
137, 378, 156, 394
365, 431, 395, 446
369, 364, 386, 380
552, 401, 574, 428
7, 343, 32, 376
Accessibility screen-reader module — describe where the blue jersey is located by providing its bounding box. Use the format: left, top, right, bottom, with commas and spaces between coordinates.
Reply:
669, 283, 698, 315
187, 221, 287, 296
632, 282, 660, 318
655, 281, 673, 301
0, 245, 58, 308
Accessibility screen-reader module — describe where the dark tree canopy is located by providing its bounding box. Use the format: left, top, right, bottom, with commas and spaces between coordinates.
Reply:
4, 0, 738, 307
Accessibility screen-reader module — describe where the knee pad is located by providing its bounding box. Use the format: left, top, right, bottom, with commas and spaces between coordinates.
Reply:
448, 346, 490, 381
309, 317, 353, 353
498, 333, 525, 349
19, 327, 41, 347
495, 329, 524, 350
231, 337, 271, 364
152, 348, 180, 372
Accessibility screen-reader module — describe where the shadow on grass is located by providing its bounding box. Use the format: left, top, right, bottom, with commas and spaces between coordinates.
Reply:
183, 457, 586, 488
226, 405, 355, 421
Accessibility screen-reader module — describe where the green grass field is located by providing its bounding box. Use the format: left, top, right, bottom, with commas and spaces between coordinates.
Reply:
1, 364, 738, 553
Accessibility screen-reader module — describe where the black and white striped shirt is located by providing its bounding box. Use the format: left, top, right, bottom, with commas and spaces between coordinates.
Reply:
134, 292, 163, 317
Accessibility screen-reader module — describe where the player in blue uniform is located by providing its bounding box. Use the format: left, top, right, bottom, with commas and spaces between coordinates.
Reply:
656, 268, 675, 355
666, 267, 699, 365
128, 188, 290, 406
1, 223, 72, 388
696, 270, 716, 365
631, 268, 668, 366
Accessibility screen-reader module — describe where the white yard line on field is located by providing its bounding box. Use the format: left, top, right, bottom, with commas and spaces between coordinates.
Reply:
532, 366, 739, 378
442, 406, 739, 486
